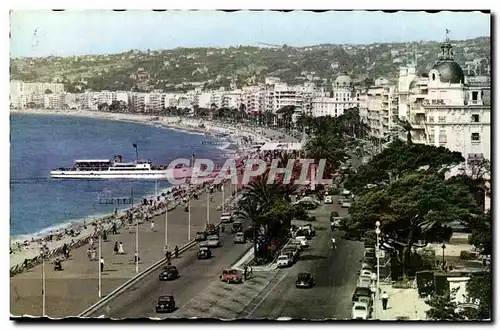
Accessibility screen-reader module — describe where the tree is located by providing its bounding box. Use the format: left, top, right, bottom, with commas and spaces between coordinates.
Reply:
468, 210, 491, 255
465, 271, 492, 320
397, 118, 414, 144
426, 289, 465, 321
345, 139, 465, 195
348, 172, 479, 277
305, 132, 347, 174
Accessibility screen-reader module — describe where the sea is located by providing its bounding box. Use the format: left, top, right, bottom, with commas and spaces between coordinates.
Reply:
10, 113, 237, 240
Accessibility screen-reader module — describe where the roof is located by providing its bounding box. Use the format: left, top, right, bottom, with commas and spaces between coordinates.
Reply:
75, 159, 110, 163
432, 60, 465, 84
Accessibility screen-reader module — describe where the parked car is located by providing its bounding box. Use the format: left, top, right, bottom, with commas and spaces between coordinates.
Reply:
233, 232, 246, 244
355, 295, 373, 316
282, 247, 299, 261
277, 254, 293, 268
351, 302, 369, 320
360, 269, 373, 278
220, 268, 244, 283
195, 231, 206, 241
357, 276, 372, 288
158, 265, 179, 281
207, 235, 222, 248
296, 229, 312, 240
324, 195, 333, 204
341, 201, 351, 208
301, 224, 316, 236
294, 236, 309, 247
288, 241, 303, 252
295, 272, 315, 288
155, 295, 176, 313
232, 220, 243, 233
220, 212, 233, 223
352, 287, 373, 302
197, 246, 212, 259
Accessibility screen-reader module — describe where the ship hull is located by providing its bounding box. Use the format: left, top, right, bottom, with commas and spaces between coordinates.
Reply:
50, 170, 170, 180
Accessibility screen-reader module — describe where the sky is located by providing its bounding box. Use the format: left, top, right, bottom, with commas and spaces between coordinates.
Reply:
10, 10, 490, 58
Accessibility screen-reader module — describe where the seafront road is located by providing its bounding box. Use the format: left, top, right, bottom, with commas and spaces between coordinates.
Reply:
10, 182, 238, 318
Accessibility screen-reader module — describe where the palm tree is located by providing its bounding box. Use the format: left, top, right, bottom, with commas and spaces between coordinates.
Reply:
397, 118, 414, 145
306, 133, 347, 175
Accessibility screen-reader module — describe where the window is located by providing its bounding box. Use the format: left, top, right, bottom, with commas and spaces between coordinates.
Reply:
432, 73, 436, 81
438, 116, 446, 123
471, 133, 480, 143
428, 116, 434, 123
472, 114, 480, 123
472, 91, 478, 101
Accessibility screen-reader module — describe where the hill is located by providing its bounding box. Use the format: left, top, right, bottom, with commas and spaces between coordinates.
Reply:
10, 37, 490, 92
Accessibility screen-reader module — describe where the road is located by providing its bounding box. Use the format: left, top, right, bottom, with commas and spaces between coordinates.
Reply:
239, 200, 364, 320
89, 224, 252, 318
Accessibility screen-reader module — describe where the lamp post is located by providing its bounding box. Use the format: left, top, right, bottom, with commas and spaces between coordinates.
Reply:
375, 221, 381, 319
441, 244, 446, 270
41, 248, 47, 317
98, 229, 102, 298
207, 191, 210, 224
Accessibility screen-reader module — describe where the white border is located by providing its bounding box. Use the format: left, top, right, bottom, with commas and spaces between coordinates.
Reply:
2, 2, 497, 330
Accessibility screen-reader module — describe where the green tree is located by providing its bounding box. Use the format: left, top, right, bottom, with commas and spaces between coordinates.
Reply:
426, 289, 465, 321
305, 133, 347, 174
465, 271, 492, 320
349, 172, 479, 277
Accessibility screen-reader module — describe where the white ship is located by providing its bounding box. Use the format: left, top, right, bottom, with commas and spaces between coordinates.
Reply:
50, 155, 170, 180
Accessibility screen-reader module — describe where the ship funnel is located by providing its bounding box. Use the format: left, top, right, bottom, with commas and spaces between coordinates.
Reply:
114, 155, 123, 163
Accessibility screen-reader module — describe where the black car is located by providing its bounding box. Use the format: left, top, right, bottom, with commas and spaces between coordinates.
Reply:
197, 246, 212, 259
155, 295, 175, 313
159, 265, 179, 281
352, 287, 373, 302
296, 273, 315, 288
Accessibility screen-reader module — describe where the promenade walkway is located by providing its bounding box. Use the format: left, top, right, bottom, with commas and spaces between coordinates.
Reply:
376, 284, 429, 320
10, 182, 237, 318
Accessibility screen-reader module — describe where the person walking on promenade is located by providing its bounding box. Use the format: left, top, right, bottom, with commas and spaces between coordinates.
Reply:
134, 251, 140, 263
114, 242, 119, 255
151, 220, 155, 232
244, 266, 248, 281
87, 247, 92, 260
91, 248, 96, 261
381, 291, 389, 310
103, 230, 108, 242
174, 245, 179, 258
118, 242, 124, 254
100, 257, 104, 272
112, 222, 117, 235
89, 237, 94, 249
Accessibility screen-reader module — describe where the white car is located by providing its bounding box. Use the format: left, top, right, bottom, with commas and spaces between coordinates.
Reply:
360, 269, 373, 278
324, 195, 333, 204
220, 212, 233, 223
294, 236, 309, 247
352, 302, 369, 320
341, 202, 351, 208
357, 276, 372, 288
206, 235, 221, 248
277, 254, 292, 268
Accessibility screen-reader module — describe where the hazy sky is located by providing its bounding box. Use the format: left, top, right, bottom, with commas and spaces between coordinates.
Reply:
10, 10, 490, 58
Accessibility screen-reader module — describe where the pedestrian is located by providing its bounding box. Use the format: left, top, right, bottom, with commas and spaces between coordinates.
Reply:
174, 245, 179, 258
103, 231, 108, 241
134, 251, 140, 263
100, 257, 104, 272
91, 248, 96, 261
118, 242, 124, 254
114, 242, 119, 254
112, 223, 117, 235
87, 248, 92, 260
381, 291, 389, 310
89, 237, 94, 248
151, 220, 155, 232
244, 266, 247, 281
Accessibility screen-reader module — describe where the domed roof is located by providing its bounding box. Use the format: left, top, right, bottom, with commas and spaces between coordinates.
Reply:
431, 60, 465, 84
334, 72, 352, 86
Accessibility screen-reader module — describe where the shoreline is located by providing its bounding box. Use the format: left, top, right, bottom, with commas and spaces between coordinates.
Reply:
10, 109, 290, 271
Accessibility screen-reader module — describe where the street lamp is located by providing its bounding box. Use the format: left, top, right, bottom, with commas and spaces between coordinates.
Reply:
441, 244, 446, 270
375, 221, 381, 319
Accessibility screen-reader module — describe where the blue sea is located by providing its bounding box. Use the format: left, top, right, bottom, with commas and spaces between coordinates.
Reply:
10, 113, 234, 239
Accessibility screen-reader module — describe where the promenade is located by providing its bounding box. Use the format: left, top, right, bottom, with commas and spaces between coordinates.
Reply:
10, 181, 238, 318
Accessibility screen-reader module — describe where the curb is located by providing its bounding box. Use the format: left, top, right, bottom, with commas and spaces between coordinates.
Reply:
231, 246, 254, 269
79, 220, 224, 317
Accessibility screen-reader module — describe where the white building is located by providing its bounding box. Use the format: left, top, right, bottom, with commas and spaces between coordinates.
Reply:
311, 73, 359, 117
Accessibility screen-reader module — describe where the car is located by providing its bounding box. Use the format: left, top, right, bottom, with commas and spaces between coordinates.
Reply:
357, 276, 372, 288
363, 256, 376, 266
295, 273, 315, 288
234, 232, 246, 244
231, 220, 243, 233
301, 224, 316, 236
351, 302, 369, 320
158, 265, 179, 281
282, 247, 299, 261
220, 212, 233, 223
364, 251, 376, 259
206, 235, 222, 248
288, 241, 303, 252
296, 229, 312, 239
324, 195, 333, 204
204, 223, 217, 235
352, 287, 373, 302
195, 231, 206, 241
155, 295, 176, 313
197, 246, 212, 259
294, 236, 309, 247
360, 269, 373, 278
355, 295, 373, 315
220, 268, 244, 283
199, 241, 208, 248
341, 202, 351, 208
361, 263, 375, 272
277, 254, 293, 268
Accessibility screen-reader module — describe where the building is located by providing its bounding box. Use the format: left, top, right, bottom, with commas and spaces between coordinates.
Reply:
311, 73, 359, 117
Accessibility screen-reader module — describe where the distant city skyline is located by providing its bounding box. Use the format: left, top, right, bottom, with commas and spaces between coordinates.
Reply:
10, 10, 490, 58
